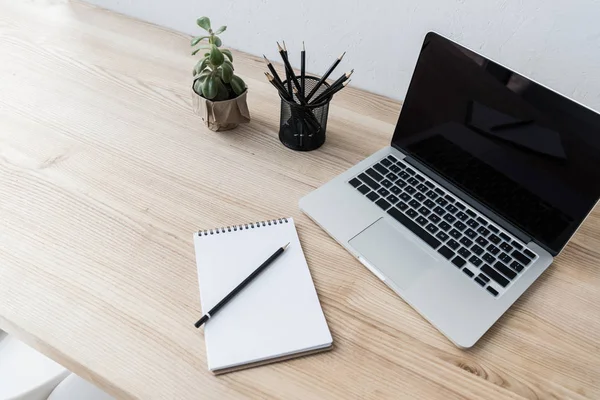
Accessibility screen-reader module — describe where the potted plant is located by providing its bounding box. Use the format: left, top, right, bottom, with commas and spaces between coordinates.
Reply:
191, 16, 250, 131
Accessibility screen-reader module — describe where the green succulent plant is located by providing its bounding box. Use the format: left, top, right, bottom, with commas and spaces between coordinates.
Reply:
191, 16, 246, 101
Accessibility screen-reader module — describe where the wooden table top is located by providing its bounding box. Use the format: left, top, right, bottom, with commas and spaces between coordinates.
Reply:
1, 1, 600, 399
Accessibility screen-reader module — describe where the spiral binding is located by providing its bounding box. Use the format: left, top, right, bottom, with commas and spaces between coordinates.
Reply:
197, 218, 290, 236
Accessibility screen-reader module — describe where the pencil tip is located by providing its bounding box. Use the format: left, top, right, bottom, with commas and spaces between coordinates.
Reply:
282, 40, 287, 51
277, 42, 283, 51
339, 51, 346, 60
343, 80, 350, 86
283, 242, 290, 250
303, 41, 305, 51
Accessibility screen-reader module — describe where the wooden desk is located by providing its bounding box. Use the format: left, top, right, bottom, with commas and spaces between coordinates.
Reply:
1, 1, 599, 399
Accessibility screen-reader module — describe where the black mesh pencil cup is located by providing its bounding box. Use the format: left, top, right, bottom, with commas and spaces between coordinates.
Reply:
279, 76, 330, 151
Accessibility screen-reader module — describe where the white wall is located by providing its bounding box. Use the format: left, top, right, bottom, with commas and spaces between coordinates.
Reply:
86, 0, 600, 111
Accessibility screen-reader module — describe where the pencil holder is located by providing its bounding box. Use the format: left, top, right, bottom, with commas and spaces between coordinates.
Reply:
279, 76, 330, 151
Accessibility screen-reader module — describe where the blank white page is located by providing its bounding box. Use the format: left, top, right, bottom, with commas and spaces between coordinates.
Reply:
194, 218, 332, 372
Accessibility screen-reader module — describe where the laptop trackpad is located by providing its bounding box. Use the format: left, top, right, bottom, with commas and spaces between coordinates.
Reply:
349, 218, 437, 290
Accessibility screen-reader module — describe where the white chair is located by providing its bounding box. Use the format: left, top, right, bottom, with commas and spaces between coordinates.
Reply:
47, 374, 114, 400
0, 334, 69, 400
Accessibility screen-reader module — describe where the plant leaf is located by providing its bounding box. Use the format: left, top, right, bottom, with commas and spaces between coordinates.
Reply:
196, 69, 211, 82
203, 74, 218, 99
193, 79, 203, 95
215, 79, 229, 101
191, 36, 209, 46
196, 17, 211, 31
230, 74, 246, 96
191, 45, 211, 56
220, 62, 233, 83
220, 49, 233, 62
215, 26, 227, 34
193, 57, 210, 75
213, 36, 222, 47
224, 58, 234, 70
209, 44, 224, 66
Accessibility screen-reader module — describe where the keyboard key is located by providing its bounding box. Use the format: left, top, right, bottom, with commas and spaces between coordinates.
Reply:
494, 261, 517, 279
428, 214, 441, 223
510, 260, 524, 272
482, 253, 495, 263
471, 245, 484, 255
407, 177, 419, 186
487, 287, 499, 296
438, 246, 455, 259
396, 180, 407, 188
425, 181, 434, 189
466, 219, 479, 228
424, 199, 435, 208
415, 175, 425, 182
426, 191, 438, 200
386, 173, 399, 182
426, 224, 439, 234
367, 191, 378, 201
460, 237, 473, 247
469, 255, 483, 267
458, 247, 471, 258
478, 274, 490, 283
358, 185, 370, 194
489, 234, 501, 244
397, 201, 408, 211
390, 186, 402, 195
409, 199, 420, 208
477, 226, 490, 236
474, 276, 486, 286
476, 217, 487, 226
499, 232, 511, 242
488, 225, 499, 233
349, 178, 361, 187
436, 197, 448, 206
511, 241, 523, 250
456, 211, 468, 221
435, 188, 444, 196
512, 250, 532, 265
374, 163, 388, 175
439, 221, 451, 231
399, 192, 411, 201
414, 192, 426, 201
447, 239, 460, 250
455, 202, 466, 210
366, 168, 384, 181
416, 216, 428, 226
390, 164, 401, 173
376, 198, 391, 210
399, 171, 410, 179
406, 208, 418, 218
452, 256, 466, 268
405, 186, 416, 195
449, 229, 462, 239
454, 221, 467, 231
387, 207, 441, 249
465, 229, 477, 239
524, 249, 536, 259
487, 244, 500, 255
377, 188, 390, 197
418, 206, 431, 216
443, 214, 456, 223
475, 237, 489, 247
481, 264, 509, 287
358, 173, 380, 190
463, 268, 474, 277
387, 194, 399, 204
446, 204, 458, 214
433, 206, 446, 216
396, 160, 406, 168
380, 158, 392, 167
387, 155, 398, 163
381, 179, 393, 188
444, 194, 455, 203
416, 184, 428, 192
466, 209, 476, 217
436, 231, 449, 241
499, 252, 511, 263
405, 167, 415, 175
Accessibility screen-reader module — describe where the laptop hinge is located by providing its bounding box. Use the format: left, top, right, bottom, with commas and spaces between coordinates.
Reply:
402, 155, 533, 245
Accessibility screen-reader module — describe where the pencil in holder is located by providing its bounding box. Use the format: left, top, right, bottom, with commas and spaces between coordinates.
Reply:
279, 76, 330, 151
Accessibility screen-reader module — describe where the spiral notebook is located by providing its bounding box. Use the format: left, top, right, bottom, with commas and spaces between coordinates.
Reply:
194, 217, 332, 374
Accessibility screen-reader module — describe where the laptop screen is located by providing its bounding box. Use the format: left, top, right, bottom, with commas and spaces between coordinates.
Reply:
392, 32, 600, 254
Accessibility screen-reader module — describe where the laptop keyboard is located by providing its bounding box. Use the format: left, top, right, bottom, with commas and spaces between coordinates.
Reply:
348, 155, 539, 298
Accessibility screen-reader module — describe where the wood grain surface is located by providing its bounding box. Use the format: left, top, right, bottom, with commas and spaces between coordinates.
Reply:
1, 1, 599, 399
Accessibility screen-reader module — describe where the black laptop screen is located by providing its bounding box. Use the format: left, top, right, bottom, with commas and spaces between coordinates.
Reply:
391, 32, 600, 254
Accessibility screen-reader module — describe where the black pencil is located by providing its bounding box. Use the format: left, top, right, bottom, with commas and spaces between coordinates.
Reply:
194, 242, 290, 328
305, 51, 346, 102
310, 70, 353, 104
263, 55, 285, 89
265, 72, 291, 100
277, 42, 307, 104
301, 42, 306, 97
277, 42, 293, 99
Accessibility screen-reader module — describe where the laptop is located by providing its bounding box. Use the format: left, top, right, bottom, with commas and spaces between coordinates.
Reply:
299, 32, 600, 348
